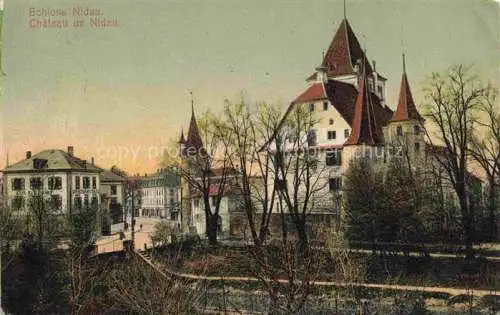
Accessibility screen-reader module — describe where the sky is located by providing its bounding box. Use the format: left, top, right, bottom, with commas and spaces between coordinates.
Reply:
1, 0, 499, 173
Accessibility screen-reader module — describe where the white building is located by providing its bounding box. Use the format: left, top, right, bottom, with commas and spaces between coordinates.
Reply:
1, 146, 102, 213
99, 169, 126, 233
137, 169, 181, 224
264, 17, 430, 235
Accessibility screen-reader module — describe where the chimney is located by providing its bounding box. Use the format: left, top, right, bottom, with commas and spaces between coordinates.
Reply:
26, 151, 32, 159
91, 157, 95, 165
67, 146, 74, 156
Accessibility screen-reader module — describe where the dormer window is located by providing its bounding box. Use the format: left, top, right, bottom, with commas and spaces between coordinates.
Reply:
33, 158, 48, 170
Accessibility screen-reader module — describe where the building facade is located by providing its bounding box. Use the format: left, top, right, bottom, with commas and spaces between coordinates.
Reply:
99, 169, 126, 233
136, 169, 181, 224
1, 146, 102, 213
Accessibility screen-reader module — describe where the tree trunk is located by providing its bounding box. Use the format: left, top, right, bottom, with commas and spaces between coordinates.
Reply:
206, 214, 218, 246
296, 219, 309, 253
488, 180, 497, 241
457, 185, 474, 258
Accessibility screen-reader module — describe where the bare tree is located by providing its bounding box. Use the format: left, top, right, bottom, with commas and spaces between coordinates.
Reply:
106, 254, 204, 314
215, 98, 283, 246
271, 103, 329, 249
423, 64, 488, 257
124, 177, 142, 247
163, 111, 233, 245
468, 87, 499, 240
325, 229, 367, 314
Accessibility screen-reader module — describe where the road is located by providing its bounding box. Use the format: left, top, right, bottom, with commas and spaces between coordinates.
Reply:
96, 217, 162, 254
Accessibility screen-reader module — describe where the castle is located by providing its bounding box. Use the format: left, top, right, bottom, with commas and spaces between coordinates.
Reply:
176, 16, 429, 238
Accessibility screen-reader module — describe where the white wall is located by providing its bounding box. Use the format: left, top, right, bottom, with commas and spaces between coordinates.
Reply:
190, 196, 229, 237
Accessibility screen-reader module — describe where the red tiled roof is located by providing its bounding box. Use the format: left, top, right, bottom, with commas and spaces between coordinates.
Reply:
344, 71, 384, 146
306, 73, 318, 81
325, 80, 392, 127
391, 71, 424, 122
278, 79, 392, 148
293, 83, 327, 103
323, 19, 373, 77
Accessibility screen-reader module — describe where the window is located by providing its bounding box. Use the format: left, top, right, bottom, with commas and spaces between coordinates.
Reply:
307, 130, 317, 147
309, 103, 315, 112
211, 196, 217, 206
50, 195, 62, 210
74, 196, 82, 209
325, 149, 342, 166
75, 176, 80, 189
193, 199, 200, 208
378, 86, 383, 98
414, 125, 420, 135
327, 130, 337, 140
83, 177, 90, 189
12, 196, 24, 210
11, 178, 25, 191
344, 129, 350, 138
83, 195, 90, 208
396, 126, 403, 136
30, 177, 43, 190
415, 142, 421, 153
329, 119, 334, 125
48, 177, 62, 190
328, 178, 342, 192
91, 197, 99, 207
323, 101, 328, 111
92, 177, 97, 189
110, 185, 117, 196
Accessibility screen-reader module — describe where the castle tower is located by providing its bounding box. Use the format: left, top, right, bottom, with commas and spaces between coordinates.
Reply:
385, 54, 425, 160
306, 18, 387, 102
342, 62, 385, 174
179, 99, 205, 234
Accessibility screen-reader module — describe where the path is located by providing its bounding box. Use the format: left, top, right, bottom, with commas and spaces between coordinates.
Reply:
135, 249, 499, 298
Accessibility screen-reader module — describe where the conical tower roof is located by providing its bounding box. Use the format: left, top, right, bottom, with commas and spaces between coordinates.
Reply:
178, 128, 186, 144
322, 18, 373, 77
344, 65, 383, 146
390, 54, 424, 122
185, 104, 204, 152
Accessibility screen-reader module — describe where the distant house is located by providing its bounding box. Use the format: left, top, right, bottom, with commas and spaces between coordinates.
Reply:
1, 146, 102, 213
99, 169, 126, 232
188, 168, 243, 238
135, 169, 181, 223
178, 107, 244, 239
